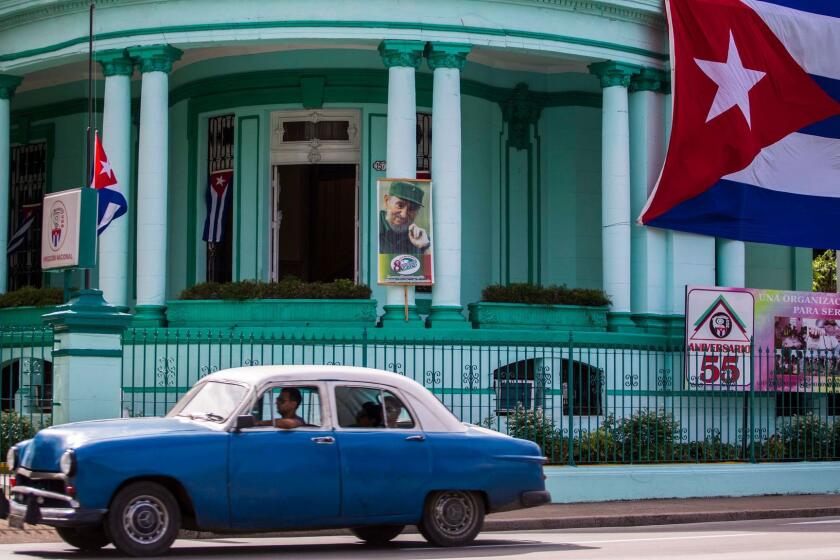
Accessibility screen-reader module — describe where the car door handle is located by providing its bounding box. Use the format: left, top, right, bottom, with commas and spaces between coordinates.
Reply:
311, 436, 335, 444
405, 435, 425, 442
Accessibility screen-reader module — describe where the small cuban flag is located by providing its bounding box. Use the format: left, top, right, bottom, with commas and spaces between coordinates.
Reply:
202, 169, 233, 243
90, 131, 128, 235
6, 203, 40, 255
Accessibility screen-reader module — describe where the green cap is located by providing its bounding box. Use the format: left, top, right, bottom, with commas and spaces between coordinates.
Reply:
387, 181, 425, 207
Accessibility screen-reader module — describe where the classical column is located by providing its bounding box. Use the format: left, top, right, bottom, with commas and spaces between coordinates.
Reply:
378, 40, 425, 327
95, 51, 134, 308
589, 61, 639, 332
127, 45, 181, 326
716, 239, 745, 287
0, 75, 22, 295
426, 42, 471, 328
629, 68, 668, 332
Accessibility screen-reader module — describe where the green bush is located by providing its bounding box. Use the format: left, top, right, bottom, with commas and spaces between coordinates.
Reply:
179, 278, 371, 301
0, 411, 51, 457
0, 286, 63, 309
607, 411, 680, 463
481, 283, 610, 307
484, 404, 566, 461
774, 414, 836, 460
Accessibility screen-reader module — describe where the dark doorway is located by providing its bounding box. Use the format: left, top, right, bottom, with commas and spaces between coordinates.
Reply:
275, 164, 356, 283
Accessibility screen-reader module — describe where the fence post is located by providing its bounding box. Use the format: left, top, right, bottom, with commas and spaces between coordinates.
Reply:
567, 332, 575, 466
43, 289, 131, 425
362, 328, 368, 368
749, 337, 756, 464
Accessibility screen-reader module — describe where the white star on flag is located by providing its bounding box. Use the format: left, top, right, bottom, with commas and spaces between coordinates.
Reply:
694, 31, 766, 128
215, 175, 227, 187
99, 160, 113, 178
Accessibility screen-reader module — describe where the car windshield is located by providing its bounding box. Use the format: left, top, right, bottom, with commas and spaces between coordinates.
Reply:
170, 381, 248, 423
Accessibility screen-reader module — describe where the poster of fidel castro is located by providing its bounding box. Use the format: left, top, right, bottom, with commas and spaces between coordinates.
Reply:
377, 178, 434, 286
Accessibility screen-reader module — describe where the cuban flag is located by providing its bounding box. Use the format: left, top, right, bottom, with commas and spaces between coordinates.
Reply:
90, 132, 128, 235
202, 170, 233, 243
6, 204, 39, 255
640, 0, 840, 248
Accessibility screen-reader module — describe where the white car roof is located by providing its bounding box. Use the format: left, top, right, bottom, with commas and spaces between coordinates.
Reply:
205, 365, 466, 432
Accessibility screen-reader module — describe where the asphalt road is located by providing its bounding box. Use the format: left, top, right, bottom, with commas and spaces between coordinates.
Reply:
0, 517, 838, 559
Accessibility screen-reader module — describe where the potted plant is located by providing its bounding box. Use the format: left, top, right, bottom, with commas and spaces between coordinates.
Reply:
0, 286, 63, 326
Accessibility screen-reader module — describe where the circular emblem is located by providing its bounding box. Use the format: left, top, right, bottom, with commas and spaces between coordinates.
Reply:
710, 312, 733, 339
48, 201, 67, 251
390, 254, 421, 275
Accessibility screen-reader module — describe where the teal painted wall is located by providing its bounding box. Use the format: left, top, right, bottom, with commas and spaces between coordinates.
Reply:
167, 101, 189, 299
745, 243, 812, 291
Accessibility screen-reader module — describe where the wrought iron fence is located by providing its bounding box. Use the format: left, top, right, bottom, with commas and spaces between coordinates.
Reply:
121, 329, 840, 465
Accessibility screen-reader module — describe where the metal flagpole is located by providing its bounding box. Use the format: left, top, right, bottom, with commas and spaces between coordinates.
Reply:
84, 1, 95, 290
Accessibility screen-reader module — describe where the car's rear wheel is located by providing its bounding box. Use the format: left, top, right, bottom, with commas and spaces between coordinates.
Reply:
419, 490, 485, 547
55, 525, 111, 551
350, 524, 405, 545
106, 481, 181, 557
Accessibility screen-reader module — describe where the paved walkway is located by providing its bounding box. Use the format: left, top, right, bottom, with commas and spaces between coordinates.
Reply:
2, 494, 839, 544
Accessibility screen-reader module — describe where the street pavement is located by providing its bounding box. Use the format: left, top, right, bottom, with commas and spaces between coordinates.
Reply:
0, 516, 838, 559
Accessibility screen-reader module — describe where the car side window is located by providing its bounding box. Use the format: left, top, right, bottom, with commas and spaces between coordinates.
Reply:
251, 386, 322, 428
335, 386, 416, 429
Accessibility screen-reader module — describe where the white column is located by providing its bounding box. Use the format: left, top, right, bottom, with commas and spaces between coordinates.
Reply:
629, 69, 668, 330
716, 239, 746, 287
128, 46, 181, 325
0, 75, 21, 294
379, 40, 424, 326
96, 52, 134, 308
427, 43, 471, 327
590, 62, 637, 330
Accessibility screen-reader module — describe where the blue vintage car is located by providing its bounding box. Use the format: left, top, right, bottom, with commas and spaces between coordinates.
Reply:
3, 365, 549, 556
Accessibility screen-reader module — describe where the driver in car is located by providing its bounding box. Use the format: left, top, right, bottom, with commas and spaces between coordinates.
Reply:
260, 387, 305, 429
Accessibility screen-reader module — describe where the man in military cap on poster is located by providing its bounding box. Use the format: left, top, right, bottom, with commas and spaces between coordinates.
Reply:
379, 180, 431, 255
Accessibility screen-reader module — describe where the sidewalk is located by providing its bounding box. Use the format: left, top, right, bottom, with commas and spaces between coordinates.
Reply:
2, 494, 839, 544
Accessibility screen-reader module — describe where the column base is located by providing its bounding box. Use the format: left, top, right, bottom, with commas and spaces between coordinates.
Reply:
631, 313, 671, 335
426, 305, 471, 329
379, 304, 426, 329
133, 304, 167, 327
665, 314, 686, 337
607, 311, 639, 333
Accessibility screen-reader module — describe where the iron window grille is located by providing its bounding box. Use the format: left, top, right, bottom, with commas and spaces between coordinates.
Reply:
8, 142, 46, 291
206, 114, 234, 283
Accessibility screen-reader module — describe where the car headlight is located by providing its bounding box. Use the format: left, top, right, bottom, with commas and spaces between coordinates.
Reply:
6, 446, 16, 471
59, 450, 76, 477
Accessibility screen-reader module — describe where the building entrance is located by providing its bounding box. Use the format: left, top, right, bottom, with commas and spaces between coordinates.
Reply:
271, 164, 357, 283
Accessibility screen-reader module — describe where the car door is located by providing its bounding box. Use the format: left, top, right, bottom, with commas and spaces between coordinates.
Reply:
331, 384, 433, 520
228, 383, 340, 529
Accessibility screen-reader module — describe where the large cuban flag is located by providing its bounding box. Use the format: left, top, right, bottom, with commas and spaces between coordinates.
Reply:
640, 0, 840, 248
90, 132, 128, 235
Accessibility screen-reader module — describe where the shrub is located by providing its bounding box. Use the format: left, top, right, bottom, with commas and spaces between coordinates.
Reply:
483, 404, 566, 462
776, 414, 834, 460
0, 411, 51, 456
607, 410, 680, 463
0, 286, 63, 309
179, 278, 371, 300
481, 283, 610, 307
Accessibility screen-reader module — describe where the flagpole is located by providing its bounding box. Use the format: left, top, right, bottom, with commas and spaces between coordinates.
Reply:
84, 1, 95, 290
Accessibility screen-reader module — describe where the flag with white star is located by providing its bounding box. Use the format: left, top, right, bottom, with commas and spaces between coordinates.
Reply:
90, 131, 128, 235
641, 0, 840, 248
202, 169, 234, 243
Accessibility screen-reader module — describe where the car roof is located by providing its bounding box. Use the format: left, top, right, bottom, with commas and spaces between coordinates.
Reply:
204, 365, 466, 432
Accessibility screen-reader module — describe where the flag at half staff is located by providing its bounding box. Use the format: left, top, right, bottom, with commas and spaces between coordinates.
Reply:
202, 170, 233, 243
90, 131, 128, 235
640, 0, 840, 248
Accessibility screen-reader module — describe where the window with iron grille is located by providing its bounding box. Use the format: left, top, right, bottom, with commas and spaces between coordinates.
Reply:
206, 114, 234, 283
416, 112, 431, 177
7, 142, 46, 291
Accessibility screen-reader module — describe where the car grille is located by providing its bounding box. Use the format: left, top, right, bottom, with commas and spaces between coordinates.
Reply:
13, 474, 70, 508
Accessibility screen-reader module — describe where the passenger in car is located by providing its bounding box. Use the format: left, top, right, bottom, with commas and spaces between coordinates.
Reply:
354, 401, 384, 428
273, 388, 306, 429
384, 395, 404, 428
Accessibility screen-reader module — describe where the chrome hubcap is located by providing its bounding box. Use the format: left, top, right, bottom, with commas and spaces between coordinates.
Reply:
433, 492, 475, 537
122, 495, 169, 545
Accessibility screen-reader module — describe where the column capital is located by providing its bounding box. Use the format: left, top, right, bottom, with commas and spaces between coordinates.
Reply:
378, 40, 424, 69
425, 42, 471, 71
95, 49, 135, 77
0, 74, 23, 100
588, 61, 641, 89
127, 44, 183, 74
629, 67, 666, 93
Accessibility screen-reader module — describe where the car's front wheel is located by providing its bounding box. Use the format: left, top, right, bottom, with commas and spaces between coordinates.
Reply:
351, 524, 405, 545
418, 490, 485, 547
106, 481, 181, 557
55, 525, 111, 551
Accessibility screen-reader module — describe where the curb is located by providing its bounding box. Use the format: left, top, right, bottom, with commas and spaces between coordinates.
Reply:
481, 507, 840, 531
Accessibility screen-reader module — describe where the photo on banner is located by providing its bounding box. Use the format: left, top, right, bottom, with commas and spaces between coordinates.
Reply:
376, 178, 433, 286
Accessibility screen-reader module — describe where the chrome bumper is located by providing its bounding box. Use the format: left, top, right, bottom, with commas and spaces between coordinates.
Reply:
8, 486, 106, 528
521, 490, 551, 508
